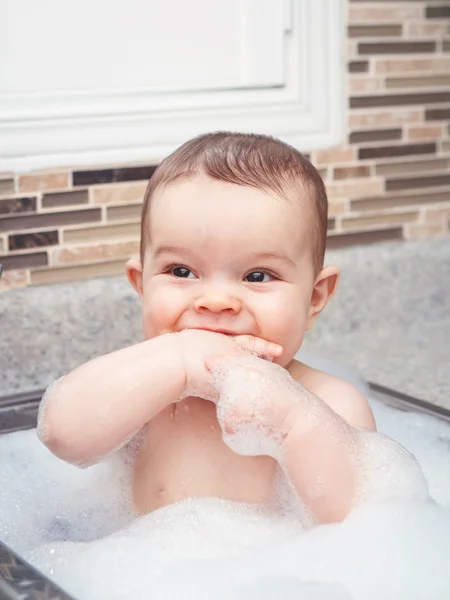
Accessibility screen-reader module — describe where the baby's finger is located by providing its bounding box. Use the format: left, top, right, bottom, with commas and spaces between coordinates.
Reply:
233, 335, 282, 358
205, 354, 233, 372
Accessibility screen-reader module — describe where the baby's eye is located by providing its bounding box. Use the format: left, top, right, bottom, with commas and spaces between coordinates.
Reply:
245, 271, 273, 283
171, 266, 196, 279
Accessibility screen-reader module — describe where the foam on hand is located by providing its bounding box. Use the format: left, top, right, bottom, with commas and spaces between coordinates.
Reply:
2, 357, 450, 599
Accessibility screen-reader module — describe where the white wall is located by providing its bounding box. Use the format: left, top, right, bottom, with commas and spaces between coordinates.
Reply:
0, 0, 345, 171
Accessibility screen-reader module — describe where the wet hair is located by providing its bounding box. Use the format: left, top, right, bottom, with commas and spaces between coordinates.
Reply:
140, 132, 328, 272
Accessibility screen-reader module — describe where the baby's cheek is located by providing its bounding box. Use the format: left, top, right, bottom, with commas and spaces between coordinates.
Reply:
142, 294, 180, 339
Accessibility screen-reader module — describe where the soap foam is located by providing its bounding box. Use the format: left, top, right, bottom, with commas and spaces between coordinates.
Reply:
2, 367, 450, 599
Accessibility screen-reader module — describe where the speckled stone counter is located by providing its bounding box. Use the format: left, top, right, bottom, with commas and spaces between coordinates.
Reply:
1, 238, 449, 408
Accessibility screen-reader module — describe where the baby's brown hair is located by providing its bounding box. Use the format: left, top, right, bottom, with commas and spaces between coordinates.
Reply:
140, 132, 328, 272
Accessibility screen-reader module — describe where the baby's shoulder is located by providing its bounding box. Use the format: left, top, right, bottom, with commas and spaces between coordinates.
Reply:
288, 360, 376, 431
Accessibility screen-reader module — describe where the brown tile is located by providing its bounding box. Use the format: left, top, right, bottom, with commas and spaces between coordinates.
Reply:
326, 228, 403, 249
30, 259, 127, 286
359, 142, 436, 160
9, 231, 58, 250
349, 129, 402, 144
348, 61, 368, 74
349, 6, 422, 23
407, 125, 446, 141
351, 189, 450, 212
0, 208, 101, 234
386, 174, 450, 192
348, 25, 402, 38
91, 181, 147, 205
375, 57, 450, 74
327, 219, 335, 231
42, 190, 88, 209
444, 40, 450, 52
18, 172, 69, 193
54, 240, 140, 264
0, 269, 28, 292
63, 222, 140, 243
375, 158, 450, 176
0, 179, 14, 196
73, 165, 157, 186
106, 204, 142, 221
0, 252, 47, 270
426, 6, 450, 19
312, 147, 356, 165
0, 196, 37, 215
386, 75, 450, 89
350, 92, 450, 109
334, 165, 371, 180
348, 109, 422, 128
358, 42, 435, 55
426, 107, 450, 121
342, 212, 418, 230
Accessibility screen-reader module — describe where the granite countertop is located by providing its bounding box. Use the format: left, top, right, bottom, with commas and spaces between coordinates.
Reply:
1, 238, 449, 408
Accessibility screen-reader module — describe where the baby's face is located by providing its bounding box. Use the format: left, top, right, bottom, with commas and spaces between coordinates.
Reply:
132, 174, 330, 367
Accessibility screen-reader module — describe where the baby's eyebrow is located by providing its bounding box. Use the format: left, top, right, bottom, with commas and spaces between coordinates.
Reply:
153, 245, 191, 259
251, 252, 296, 268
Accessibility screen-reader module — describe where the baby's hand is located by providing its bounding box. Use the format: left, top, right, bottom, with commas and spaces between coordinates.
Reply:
175, 329, 282, 401
206, 354, 302, 460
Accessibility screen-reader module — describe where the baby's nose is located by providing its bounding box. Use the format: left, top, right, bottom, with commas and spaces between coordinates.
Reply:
194, 285, 242, 314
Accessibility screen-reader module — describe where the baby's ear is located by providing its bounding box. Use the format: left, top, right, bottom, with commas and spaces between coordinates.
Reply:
126, 258, 144, 298
306, 265, 340, 331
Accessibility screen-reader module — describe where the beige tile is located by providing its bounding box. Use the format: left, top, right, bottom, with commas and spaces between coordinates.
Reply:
349, 77, 384, 94
404, 222, 446, 240
63, 222, 141, 243
342, 211, 418, 230
407, 22, 448, 38
375, 158, 450, 176
327, 180, 383, 200
443, 140, 450, 153
407, 125, 446, 141
347, 40, 358, 60
386, 75, 450, 89
107, 204, 142, 221
313, 147, 356, 166
18, 172, 70, 193
0, 178, 15, 196
53, 240, 140, 265
0, 269, 28, 292
348, 109, 422, 129
424, 207, 450, 224
30, 260, 127, 286
0, 235, 5, 253
349, 6, 421, 23
328, 200, 348, 216
317, 168, 328, 181
375, 57, 450, 74
91, 181, 148, 205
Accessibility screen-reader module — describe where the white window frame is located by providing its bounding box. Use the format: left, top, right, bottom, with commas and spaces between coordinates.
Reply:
0, 0, 345, 172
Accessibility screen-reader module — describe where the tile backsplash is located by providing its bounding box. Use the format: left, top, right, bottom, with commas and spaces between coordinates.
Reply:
1, 0, 450, 291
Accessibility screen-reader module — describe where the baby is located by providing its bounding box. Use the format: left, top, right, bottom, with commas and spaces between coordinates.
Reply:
38, 132, 378, 526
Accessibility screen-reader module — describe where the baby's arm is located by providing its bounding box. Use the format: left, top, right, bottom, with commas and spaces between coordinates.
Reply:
40, 331, 281, 466
209, 357, 376, 524
39, 334, 185, 465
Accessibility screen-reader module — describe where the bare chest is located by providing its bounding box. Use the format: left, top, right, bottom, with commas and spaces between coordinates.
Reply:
130, 397, 277, 514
